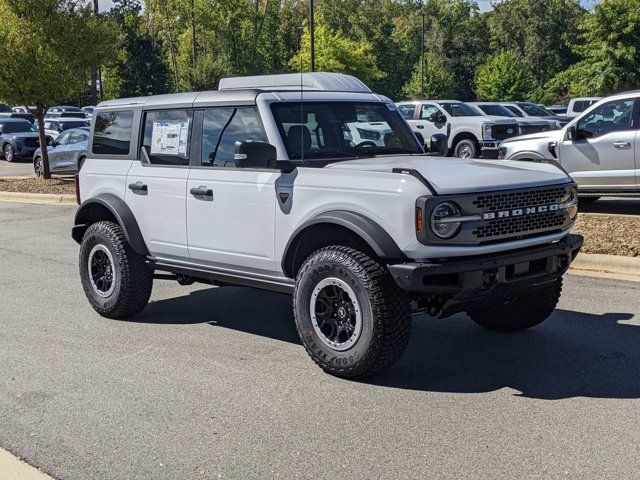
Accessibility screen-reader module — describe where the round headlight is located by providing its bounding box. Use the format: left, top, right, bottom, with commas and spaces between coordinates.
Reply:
430, 201, 462, 239
567, 187, 579, 219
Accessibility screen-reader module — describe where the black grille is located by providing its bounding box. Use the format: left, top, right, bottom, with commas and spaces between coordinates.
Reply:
520, 124, 549, 135
473, 211, 566, 240
491, 124, 519, 140
472, 185, 568, 211
24, 138, 39, 148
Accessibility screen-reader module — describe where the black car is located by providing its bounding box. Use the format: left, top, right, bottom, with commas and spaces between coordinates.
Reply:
0, 119, 52, 162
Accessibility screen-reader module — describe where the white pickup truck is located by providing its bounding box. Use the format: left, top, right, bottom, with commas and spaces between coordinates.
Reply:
397, 100, 522, 159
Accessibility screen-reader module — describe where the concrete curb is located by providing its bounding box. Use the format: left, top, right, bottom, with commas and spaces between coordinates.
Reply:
0, 191, 75, 205
0, 447, 55, 479
570, 253, 640, 282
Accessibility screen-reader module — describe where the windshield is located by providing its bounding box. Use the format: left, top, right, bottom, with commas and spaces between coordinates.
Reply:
477, 104, 517, 117
271, 102, 421, 161
60, 121, 90, 129
440, 102, 482, 117
519, 103, 552, 117
1, 122, 36, 133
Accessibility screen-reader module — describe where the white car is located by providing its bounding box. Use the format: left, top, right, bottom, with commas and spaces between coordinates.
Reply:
498, 91, 639, 196
397, 100, 522, 158
468, 102, 557, 134
43, 117, 91, 138
72, 72, 582, 379
566, 97, 603, 118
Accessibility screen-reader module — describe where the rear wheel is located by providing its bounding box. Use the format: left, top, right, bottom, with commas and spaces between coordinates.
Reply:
34, 156, 43, 177
79, 221, 153, 319
454, 138, 478, 159
293, 246, 411, 379
467, 279, 563, 332
3, 144, 15, 162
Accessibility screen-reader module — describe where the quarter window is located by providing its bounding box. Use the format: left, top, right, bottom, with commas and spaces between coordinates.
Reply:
576, 99, 634, 139
142, 109, 193, 166
92, 110, 134, 155
201, 107, 267, 168
397, 104, 416, 120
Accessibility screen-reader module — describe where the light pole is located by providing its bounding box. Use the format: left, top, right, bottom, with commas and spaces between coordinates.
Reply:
309, 0, 315, 72
420, 7, 425, 100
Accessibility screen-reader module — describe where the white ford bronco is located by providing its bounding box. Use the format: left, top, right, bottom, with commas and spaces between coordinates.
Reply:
73, 73, 582, 379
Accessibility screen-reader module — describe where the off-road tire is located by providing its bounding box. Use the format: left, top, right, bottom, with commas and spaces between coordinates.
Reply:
79, 221, 153, 319
467, 278, 563, 332
453, 138, 478, 159
293, 246, 411, 379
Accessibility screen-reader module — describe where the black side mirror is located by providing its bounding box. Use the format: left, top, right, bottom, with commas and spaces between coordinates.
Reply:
567, 125, 578, 141
428, 112, 439, 123
51, 140, 58, 147
234, 140, 277, 169
428, 134, 448, 156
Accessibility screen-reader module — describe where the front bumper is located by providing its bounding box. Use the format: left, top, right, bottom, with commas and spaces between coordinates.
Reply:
479, 141, 500, 159
389, 234, 583, 317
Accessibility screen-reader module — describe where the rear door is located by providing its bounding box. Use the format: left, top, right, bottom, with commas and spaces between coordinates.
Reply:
558, 97, 637, 191
125, 108, 192, 259
186, 106, 278, 272
49, 131, 71, 172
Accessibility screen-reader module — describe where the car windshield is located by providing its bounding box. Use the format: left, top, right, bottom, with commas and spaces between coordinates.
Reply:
440, 102, 482, 117
519, 103, 552, 117
60, 121, 90, 129
271, 102, 421, 161
477, 104, 517, 117
2, 122, 37, 133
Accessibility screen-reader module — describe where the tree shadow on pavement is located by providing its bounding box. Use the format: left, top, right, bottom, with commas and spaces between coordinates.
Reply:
136, 286, 638, 400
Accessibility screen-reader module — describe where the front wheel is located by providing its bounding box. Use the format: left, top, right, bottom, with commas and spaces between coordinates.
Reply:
34, 156, 43, 177
79, 221, 153, 319
453, 139, 478, 159
3, 144, 15, 162
467, 278, 563, 332
293, 246, 411, 379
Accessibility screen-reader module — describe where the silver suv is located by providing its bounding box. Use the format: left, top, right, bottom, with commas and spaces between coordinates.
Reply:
72, 73, 583, 378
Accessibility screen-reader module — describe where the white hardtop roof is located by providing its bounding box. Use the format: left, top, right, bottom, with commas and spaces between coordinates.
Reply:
218, 72, 372, 93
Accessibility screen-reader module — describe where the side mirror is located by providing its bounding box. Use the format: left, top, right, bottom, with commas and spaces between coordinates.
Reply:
51, 140, 58, 147
566, 125, 577, 141
428, 112, 439, 123
428, 134, 448, 156
234, 140, 277, 169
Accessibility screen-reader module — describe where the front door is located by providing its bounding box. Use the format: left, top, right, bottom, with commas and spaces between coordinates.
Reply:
558, 97, 637, 191
125, 108, 193, 259
411, 104, 447, 141
186, 106, 278, 273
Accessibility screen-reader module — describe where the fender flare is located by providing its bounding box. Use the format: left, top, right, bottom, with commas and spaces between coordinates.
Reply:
72, 193, 149, 255
281, 210, 406, 276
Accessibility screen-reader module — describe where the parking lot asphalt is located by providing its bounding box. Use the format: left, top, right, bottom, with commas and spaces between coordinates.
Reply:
1, 201, 640, 479
0, 159, 34, 177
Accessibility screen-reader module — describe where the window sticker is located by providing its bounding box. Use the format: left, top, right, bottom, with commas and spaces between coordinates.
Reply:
150, 119, 190, 156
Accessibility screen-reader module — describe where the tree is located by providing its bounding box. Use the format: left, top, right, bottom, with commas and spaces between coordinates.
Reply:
288, 23, 384, 86
0, 0, 117, 179
402, 52, 455, 99
548, 0, 640, 97
475, 50, 533, 101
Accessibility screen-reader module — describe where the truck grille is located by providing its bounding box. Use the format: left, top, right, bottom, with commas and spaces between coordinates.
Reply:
24, 138, 39, 148
472, 185, 569, 211
519, 124, 549, 135
491, 124, 519, 140
472, 210, 566, 240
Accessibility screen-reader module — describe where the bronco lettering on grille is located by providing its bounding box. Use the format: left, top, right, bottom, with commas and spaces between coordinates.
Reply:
482, 203, 561, 220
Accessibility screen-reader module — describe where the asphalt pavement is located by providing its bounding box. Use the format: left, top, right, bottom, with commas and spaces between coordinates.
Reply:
0, 159, 34, 177
1, 201, 640, 479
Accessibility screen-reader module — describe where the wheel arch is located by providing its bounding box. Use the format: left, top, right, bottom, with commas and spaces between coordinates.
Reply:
451, 131, 479, 149
72, 193, 149, 256
281, 211, 406, 278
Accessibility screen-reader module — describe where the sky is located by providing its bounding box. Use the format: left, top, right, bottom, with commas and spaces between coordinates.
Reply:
99, 0, 595, 14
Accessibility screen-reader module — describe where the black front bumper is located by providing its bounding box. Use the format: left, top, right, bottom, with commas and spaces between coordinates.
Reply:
389, 234, 583, 317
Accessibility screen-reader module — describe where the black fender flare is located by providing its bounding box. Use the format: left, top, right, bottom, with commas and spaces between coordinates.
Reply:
282, 210, 406, 276
72, 193, 149, 255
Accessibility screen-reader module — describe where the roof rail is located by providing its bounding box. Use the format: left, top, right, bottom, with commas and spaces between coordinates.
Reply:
218, 72, 372, 93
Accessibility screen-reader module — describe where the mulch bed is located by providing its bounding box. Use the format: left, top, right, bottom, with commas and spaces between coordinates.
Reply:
573, 214, 640, 257
0, 177, 75, 195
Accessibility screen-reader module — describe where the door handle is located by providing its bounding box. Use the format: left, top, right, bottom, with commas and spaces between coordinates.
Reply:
613, 141, 631, 149
128, 182, 147, 192
416, 125, 425, 129
190, 186, 213, 197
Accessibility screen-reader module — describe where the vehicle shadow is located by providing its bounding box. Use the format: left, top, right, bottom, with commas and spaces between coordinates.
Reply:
579, 197, 640, 216
136, 286, 638, 400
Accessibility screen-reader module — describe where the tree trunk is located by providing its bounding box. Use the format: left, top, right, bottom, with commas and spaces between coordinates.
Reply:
35, 104, 51, 180
190, 0, 197, 67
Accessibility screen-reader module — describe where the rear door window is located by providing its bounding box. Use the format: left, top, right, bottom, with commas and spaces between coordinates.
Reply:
141, 109, 193, 166
92, 110, 134, 155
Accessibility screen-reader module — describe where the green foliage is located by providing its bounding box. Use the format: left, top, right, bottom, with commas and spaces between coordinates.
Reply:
288, 23, 384, 86
548, 0, 640, 97
403, 52, 455, 99
475, 50, 533, 101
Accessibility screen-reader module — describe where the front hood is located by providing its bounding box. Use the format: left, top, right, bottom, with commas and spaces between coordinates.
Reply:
501, 129, 563, 144
463, 116, 518, 126
324, 156, 570, 195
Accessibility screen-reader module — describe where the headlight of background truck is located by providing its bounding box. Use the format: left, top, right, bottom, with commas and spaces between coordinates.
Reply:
482, 123, 493, 140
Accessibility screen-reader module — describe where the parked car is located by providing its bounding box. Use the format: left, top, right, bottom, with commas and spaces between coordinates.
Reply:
12, 106, 29, 114
33, 128, 89, 177
46, 111, 91, 119
0, 119, 52, 162
498, 92, 638, 198
48, 105, 83, 114
499, 102, 570, 129
397, 100, 521, 158
566, 97, 603, 118
468, 102, 555, 134
44, 118, 90, 138
0, 103, 10, 113
0, 112, 35, 123
81, 106, 95, 117
547, 104, 568, 115
72, 72, 582, 378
